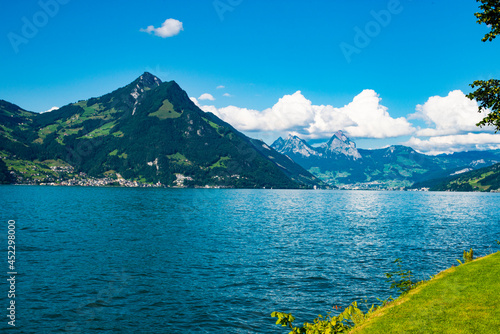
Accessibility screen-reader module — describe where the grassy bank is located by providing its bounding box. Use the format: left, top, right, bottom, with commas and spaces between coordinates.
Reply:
350, 252, 500, 334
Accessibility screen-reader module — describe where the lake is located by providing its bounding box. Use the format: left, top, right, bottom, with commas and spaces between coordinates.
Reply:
1, 186, 499, 333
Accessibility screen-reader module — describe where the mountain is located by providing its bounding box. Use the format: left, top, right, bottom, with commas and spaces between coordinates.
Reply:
273, 131, 360, 160
249, 138, 327, 188
319, 130, 361, 159
411, 163, 500, 192
0, 73, 323, 189
273, 134, 321, 158
272, 133, 500, 189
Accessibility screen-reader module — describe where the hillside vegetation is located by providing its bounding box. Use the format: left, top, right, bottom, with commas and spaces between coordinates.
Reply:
412, 163, 500, 192
0, 73, 324, 189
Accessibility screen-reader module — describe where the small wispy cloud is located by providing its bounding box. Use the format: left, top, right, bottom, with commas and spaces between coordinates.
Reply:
140, 18, 183, 38
223, 93, 232, 97
41, 106, 59, 114
199, 93, 215, 101
216, 85, 225, 89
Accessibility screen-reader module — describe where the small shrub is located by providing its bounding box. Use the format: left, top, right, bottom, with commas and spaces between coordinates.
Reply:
271, 301, 370, 334
463, 248, 474, 263
457, 248, 474, 265
384, 258, 416, 295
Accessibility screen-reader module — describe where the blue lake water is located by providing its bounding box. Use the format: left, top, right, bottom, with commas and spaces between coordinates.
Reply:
1, 186, 499, 333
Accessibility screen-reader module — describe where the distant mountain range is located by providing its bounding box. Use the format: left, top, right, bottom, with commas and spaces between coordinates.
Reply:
0, 73, 325, 189
271, 132, 500, 190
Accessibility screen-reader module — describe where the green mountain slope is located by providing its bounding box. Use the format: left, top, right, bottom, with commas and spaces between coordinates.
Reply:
0, 73, 321, 189
412, 163, 500, 192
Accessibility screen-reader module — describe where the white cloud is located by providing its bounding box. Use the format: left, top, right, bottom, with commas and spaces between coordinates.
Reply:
216, 85, 225, 89
41, 106, 59, 113
223, 93, 232, 97
409, 90, 490, 136
302, 105, 355, 139
203, 91, 316, 132
308, 89, 415, 139
140, 19, 183, 38
405, 133, 500, 155
199, 93, 215, 101
190, 97, 199, 106
191, 88, 498, 153
195, 90, 414, 139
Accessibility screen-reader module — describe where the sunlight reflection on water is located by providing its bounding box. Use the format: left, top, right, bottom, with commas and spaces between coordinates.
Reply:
1, 187, 499, 333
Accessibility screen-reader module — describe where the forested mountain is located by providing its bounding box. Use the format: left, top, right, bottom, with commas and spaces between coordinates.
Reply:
411, 163, 500, 192
0, 73, 324, 189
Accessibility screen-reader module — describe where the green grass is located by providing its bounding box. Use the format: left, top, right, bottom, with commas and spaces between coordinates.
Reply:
167, 152, 191, 166
351, 252, 500, 334
468, 171, 495, 190
82, 106, 97, 117
38, 123, 59, 139
108, 150, 127, 159
40, 159, 71, 168
149, 99, 181, 119
307, 168, 351, 185
5, 158, 57, 180
0, 125, 16, 141
134, 176, 147, 183
209, 156, 231, 169
80, 121, 116, 138
447, 174, 492, 191
203, 117, 222, 130
54, 127, 83, 144
60, 127, 83, 136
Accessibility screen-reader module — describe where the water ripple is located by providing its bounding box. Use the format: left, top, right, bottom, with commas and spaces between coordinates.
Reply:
1, 187, 499, 333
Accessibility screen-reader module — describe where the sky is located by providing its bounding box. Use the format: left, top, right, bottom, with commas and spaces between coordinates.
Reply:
1, 0, 500, 154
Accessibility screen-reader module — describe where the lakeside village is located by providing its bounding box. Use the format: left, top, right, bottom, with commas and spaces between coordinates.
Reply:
3, 155, 443, 191
3, 156, 438, 191
9, 168, 203, 188
5, 156, 248, 188
12, 172, 431, 190
7, 161, 432, 190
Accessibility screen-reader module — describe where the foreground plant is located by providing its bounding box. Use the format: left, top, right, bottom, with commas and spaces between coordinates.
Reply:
271, 301, 370, 334
384, 258, 417, 295
457, 248, 474, 265
467, 0, 500, 131
271, 258, 418, 333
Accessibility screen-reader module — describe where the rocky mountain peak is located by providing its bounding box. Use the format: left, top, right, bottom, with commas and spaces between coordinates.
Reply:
272, 137, 286, 151
128, 73, 162, 115
321, 130, 361, 160
271, 134, 320, 158
138, 72, 162, 88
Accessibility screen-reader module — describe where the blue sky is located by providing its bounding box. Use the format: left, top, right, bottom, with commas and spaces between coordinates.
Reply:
1, 0, 500, 153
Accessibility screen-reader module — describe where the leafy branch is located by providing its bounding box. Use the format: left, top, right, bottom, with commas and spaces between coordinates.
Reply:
384, 258, 417, 295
